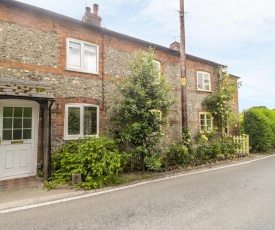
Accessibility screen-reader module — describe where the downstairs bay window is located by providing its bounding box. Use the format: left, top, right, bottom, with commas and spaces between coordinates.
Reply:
64, 104, 99, 139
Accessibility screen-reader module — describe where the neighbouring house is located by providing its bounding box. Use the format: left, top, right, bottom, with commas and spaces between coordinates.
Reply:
0, 0, 239, 181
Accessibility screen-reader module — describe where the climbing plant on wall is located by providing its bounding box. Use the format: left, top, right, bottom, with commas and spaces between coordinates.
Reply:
203, 67, 241, 134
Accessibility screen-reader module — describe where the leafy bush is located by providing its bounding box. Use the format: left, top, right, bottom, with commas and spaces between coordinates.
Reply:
243, 108, 273, 152
46, 136, 121, 190
166, 141, 190, 165
194, 131, 239, 162
220, 135, 239, 156
163, 127, 195, 166
261, 109, 275, 148
145, 154, 162, 171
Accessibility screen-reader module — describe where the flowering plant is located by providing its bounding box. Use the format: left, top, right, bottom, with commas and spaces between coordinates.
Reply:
203, 67, 241, 134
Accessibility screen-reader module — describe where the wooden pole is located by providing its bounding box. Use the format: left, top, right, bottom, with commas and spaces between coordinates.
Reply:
180, 0, 187, 127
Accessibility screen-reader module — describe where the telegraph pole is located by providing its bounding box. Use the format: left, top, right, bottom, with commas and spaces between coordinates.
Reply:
180, 0, 187, 127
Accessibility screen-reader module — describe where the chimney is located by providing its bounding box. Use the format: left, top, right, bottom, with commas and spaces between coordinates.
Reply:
170, 41, 180, 51
82, 4, 102, 27
93, 4, 99, 16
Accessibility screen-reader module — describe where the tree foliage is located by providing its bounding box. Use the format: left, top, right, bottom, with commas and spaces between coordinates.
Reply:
242, 108, 275, 152
110, 47, 174, 170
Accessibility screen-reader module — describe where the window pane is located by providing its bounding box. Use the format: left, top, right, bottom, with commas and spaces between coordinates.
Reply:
23, 118, 32, 128
24, 107, 32, 117
14, 107, 23, 117
83, 44, 97, 72
204, 74, 210, 81
198, 75, 203, 89
69, 41, 81, 68
3, 107, 13, 117
3, 118, 12, 129
68, 107, 80, 135
3, 130, 12, 140
13, 130, 22, 140
84, 107, 97, 135
23, 129, 32, 139
13, 118, 23, 128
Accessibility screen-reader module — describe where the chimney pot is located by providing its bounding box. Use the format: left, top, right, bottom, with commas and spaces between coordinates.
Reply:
170, 41, 180, 51
86, 6, 91, 13
93, 4, 99, 16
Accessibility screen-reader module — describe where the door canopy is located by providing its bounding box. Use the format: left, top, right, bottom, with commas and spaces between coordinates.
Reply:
0, 78, 54, 100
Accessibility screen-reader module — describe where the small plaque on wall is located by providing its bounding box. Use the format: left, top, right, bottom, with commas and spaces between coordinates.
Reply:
181, 78, 187, 86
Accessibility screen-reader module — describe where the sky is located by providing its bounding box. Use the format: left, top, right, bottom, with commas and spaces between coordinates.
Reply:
15, 0, 275, 111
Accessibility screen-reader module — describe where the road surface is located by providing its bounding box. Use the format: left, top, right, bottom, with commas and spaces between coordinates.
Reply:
1, 155, 275, 230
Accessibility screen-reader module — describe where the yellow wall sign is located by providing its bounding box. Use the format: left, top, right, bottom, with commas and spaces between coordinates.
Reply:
181, 78, 186, 86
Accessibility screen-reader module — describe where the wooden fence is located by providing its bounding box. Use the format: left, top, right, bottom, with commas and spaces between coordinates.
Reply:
232, 134, 250, 155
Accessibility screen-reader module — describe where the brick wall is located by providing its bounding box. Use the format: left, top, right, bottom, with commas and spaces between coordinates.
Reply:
186, 59, 219, 137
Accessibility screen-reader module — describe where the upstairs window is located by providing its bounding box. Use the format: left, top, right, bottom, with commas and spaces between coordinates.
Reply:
199, 112, 213, 131
64, 104, 99, 139
66, 38, 99, 74
149, 109, 164, 135
197, 71, 211, 91
153, 60, 161, 77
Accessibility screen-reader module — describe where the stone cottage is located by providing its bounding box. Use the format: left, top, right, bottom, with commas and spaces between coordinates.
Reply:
0, 0, 239, 181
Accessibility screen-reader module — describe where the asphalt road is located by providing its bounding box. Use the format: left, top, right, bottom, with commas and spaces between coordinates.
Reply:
1, 155, 275, 230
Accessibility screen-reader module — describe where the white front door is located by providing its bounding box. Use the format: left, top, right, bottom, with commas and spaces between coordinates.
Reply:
0, 100, 39, 180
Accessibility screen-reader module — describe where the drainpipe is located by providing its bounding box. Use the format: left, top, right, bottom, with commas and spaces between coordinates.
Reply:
48, 100, 54, 180
101, 27, 105, 109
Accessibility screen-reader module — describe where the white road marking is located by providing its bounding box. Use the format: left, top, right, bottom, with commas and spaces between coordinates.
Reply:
1, 154, 274, 214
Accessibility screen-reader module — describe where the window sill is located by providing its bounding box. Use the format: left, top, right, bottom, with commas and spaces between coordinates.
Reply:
64, 135, 99, 140
197, 89, 213, 93
66, 67, 99, 75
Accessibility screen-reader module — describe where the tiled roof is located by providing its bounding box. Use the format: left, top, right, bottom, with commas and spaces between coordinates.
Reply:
0, 78, 54, 100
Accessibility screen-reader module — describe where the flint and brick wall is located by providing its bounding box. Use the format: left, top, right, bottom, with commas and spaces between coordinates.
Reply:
186, 59, 219, 137
0, 0, 183, 160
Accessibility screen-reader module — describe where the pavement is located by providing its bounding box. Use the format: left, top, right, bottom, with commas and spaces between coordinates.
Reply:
0, 178, 88, 211
0, 153, 272, 212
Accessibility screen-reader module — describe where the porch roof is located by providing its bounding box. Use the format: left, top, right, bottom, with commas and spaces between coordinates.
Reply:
0, 78, 55, 100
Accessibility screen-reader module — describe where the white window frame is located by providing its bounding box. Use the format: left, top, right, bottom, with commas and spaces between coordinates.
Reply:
64, 103, 99, 140
197, 71, 211, 91
66, 38, 99, 74
153, 60, 161, 78
199, 112, 213, 131
149, 109, 164, 135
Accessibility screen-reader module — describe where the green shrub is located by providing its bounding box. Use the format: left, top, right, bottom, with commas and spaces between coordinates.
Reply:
166, 141, 191, 165
208, 142, 222, 159
261, 109, 275, 148
194, 132, 238, 162
243, 108, 273, 152
145, 155, 162, 171
46, 136, 121, 190
220, 135, 239, 156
